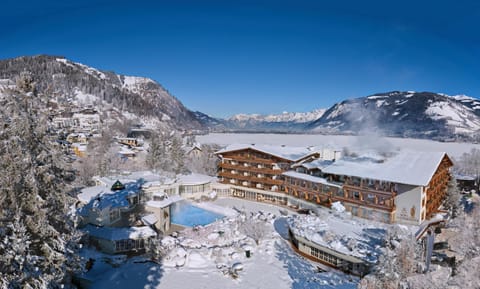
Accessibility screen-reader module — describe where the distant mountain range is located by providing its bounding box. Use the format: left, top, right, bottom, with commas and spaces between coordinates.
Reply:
1, 55, 479, 141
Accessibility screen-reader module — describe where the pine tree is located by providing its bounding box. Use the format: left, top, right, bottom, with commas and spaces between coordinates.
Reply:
170, 134, 186, 174
0, 75, 80, 288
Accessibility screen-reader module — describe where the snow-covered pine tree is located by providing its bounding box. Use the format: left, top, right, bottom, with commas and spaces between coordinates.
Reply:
0, 74, 81, 288
444, 177, 461, 218
146, 131, 167, 172
170, 134, 186, 174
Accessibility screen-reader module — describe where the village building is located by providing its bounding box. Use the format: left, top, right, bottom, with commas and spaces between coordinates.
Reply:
78, 180, 145, 228
183, 144, 203, 158
116, 137, 143, 147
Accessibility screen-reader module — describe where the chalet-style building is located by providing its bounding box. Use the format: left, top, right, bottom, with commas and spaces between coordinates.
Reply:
285, 151, 453, 225
215, 144, 324, 192
215, 145, 453, 225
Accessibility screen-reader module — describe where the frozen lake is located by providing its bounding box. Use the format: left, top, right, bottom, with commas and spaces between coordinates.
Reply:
197, 133, 480, 159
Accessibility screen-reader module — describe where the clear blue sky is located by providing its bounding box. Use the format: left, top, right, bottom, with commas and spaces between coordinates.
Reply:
1, 0, 479, 118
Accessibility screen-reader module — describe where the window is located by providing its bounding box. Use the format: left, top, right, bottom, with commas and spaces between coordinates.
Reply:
115, 238, 147, 252
109, 209, 120, 223
351, 206, 358, 216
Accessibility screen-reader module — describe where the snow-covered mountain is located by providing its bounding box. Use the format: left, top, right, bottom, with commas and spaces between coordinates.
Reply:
0, 55, 205, 132
307, 91, 480, 140
222, 109, 326, 132
229, 109, 326, 123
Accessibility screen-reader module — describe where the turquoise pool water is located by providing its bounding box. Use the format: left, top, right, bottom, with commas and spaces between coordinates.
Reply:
171, 201, 224, 227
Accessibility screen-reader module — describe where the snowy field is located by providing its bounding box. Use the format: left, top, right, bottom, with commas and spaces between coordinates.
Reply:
197, 133, 480, 159
86, 198, 359, 289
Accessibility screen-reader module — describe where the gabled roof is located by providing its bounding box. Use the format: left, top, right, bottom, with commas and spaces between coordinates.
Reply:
111, 180, 125, 191
215, 144, 318, 162
322, 151, 452, 186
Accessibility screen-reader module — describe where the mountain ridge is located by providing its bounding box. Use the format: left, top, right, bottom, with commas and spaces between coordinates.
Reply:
0, 55, 204, 132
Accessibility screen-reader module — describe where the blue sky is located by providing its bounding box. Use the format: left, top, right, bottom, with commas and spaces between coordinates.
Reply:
1, 0, 479, 118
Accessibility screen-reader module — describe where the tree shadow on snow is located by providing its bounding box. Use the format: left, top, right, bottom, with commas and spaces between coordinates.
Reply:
274, 241, 358, 289
90, 258, 164, 289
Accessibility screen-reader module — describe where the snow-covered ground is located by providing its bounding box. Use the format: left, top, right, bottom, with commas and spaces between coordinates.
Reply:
85, 198, 360, 289
197, 133, 480, 159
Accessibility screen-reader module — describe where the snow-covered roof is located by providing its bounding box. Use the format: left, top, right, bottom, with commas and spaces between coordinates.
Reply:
454, 174, 476, 181
85, 225, 157, 241
81, 181, 143, 212
141, 214, 158, 226
287, 213, 384, 263
322, 151, 450, 186
216, 144, 318, 162
282, 171, 342, 188
95, 171, 174, 188
178, 173, 214, 185
118, 146, 135, 155
292, 159, 334, 170
146, 195, 183, 208
77, 185, 111, 203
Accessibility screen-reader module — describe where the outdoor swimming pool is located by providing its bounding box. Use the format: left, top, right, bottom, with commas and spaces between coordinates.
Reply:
171, 201, 224, 227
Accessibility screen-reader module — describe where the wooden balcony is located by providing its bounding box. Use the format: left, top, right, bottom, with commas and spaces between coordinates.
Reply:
224, 155, 287, 165
332, 195, 395, 212
219, 162, 282, 175
218, 171, 283, 186
343, 184, 396, 197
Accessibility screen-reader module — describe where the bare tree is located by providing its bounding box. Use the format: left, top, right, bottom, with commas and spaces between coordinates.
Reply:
239, 215, 270, 245
186, 144, 220, 176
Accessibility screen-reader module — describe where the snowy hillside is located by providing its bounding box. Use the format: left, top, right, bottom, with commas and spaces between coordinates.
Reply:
307, 91, 480, 140
0, 55, 205, 131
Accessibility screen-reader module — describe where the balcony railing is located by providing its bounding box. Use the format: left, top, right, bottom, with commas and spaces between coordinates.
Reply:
218, 171, 283, 186
332, 194, 395, 212
343, 184, 396, 196
219, 162, 281, 174
224, 155, 287, 165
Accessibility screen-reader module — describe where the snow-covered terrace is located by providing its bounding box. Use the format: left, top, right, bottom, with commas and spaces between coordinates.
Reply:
287, 212, 385, 263
178, 173, 215, 185
322, 151, 449, 186
216, 143, 319, 162
146, 195, 183, 208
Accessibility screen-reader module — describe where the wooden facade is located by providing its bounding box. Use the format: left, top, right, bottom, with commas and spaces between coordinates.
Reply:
217, 147, 314, 192
283, 173, 397, 222
425, 155, 453, 219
